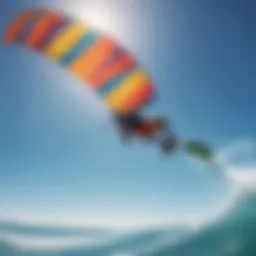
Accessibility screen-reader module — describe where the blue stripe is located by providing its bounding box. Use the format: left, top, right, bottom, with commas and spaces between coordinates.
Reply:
17, 11, 44, 43
99, 67, 135, 96
37, 18, 71, 50
58, 30, 99, 66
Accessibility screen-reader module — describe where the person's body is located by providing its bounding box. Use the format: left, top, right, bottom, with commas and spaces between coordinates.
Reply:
115, 112, 178, 153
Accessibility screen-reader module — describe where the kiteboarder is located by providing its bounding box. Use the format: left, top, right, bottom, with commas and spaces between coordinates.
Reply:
4, 8, 217, 164
115, 112, 178, 153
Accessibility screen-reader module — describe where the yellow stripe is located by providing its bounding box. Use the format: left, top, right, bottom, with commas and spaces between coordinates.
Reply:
43, 22, 88, 60
104, 69, 149, 110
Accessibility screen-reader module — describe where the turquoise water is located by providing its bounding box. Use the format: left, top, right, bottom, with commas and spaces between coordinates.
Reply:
1, 192, 256, 256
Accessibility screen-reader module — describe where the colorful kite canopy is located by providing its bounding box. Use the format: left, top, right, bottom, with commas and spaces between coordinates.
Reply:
4, 8, 156, 114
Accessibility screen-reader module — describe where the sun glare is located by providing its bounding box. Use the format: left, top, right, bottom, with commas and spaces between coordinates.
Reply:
60, 1, 132, 42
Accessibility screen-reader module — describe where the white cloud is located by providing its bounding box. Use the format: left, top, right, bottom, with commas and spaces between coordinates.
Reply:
216, 139, 256, 190
217, 139, 256, 166
226, 164, 256, 189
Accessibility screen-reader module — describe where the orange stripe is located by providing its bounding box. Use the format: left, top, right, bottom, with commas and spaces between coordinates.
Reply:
88, 54, 134, 87
69, 36, 116, 79
84, 40, 118, 78
25, 12, 59, 47
120, 83, 154, 113
4, 11, 33, 44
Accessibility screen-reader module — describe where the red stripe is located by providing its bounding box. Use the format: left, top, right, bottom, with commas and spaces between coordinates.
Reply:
34, 13, 63, 49
25, 12, 61, 48
4, 10, 37, 44
88, 53, 134, 88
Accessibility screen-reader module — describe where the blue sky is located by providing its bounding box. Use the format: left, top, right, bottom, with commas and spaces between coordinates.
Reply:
0, 0, 255, 225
